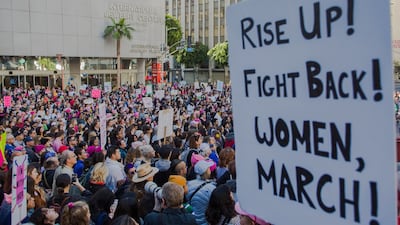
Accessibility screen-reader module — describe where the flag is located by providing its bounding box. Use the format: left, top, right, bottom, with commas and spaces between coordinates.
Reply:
0, 132, 6, 167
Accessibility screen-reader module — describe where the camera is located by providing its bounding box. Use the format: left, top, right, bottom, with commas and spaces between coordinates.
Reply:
71, 173, 77, 183
144, 181, 163, 199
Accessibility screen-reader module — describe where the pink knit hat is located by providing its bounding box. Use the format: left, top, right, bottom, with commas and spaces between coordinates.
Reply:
235, 202, 271, 225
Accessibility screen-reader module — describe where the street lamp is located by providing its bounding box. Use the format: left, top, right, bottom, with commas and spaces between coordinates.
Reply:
165, 27, 178, 52
164, 27, 178, 82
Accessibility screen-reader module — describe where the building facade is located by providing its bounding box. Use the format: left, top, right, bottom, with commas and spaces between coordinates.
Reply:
0, 0, 165, 89
165, 0, 242, 49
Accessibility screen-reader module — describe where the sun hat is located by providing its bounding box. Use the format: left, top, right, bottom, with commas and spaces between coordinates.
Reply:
234, 202, 271, 225
194, 160, 214, 175
132, 163, 159, 183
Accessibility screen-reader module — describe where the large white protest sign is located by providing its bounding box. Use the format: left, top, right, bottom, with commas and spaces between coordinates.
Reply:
143, 97, 153, 108
12, 155, 27, 225
104, 82, 112, 93
135, 88, 142, 96
194, 81, 200, 89
99, 103, 107, 149
155, 90, 165, 99
227, 1, 395, 225
146, 84, 153, 96
216, 80, 224, 92
171, 89, 179, 96
156, 108, 174, 141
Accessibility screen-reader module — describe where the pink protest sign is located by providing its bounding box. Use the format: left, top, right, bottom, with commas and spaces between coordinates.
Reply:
12, 155, 27, 225
15, 162, 25, 205
91, 89, 101, 98
3, 96, 11, 107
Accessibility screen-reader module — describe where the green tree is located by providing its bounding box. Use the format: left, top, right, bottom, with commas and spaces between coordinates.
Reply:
207, 41, 228, 67
208, 41, 229, 80
176, 42, 209, 68
103, 17, 134, 88
166, 15, 183, 55
38, 57, 56, 71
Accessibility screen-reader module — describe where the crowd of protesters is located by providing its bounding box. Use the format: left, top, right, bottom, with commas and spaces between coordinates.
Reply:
0, 82, 270, 225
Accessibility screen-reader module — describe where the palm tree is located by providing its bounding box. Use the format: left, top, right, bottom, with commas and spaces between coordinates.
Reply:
104, 17, 134, 88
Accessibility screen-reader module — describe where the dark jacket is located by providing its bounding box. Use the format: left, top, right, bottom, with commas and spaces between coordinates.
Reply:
144, 208, 197, 225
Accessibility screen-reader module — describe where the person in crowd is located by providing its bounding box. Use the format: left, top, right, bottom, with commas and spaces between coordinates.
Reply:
153, 145, 172, 186
205, 184, 240, 225
186, 160, 217, 225
118, 139, 128, 164
26, 177, 38, 221
131, 163, 159, 219
105, 145, 127, 193
60, 201, 91, 225
87, 137, 102, 157
169, 159, 188, 178
144, 182, 197, 225
137, 145, 156, 166
79, 151, 105, 189
27, 163, 47, 208
180, 132, 203, 169
52, 131, 65, 153
14, 129, 25, 147
168, 174, 189, 195
5, 133, 16, 163
41, 157, 58, 189
113, 196, 140, 224
88, 187, 115, 225
234, 203, 271, 225
110, 215, 139, 225
66, 136, 78, 151
88, 162, 109, 193
27, 207, 59, 225
142, 125, 153, 145
74, 147, 88, 178
48, 174, 91, 216
24, 136, 40, 163
51, 150, 77, 196
216, 147, 235, 180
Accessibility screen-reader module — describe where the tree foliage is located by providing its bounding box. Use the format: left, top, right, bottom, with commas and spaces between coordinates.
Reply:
207, 41, 229, 67
166, 14, 183, 54
176, 42, 209, 68
38, 57, 56, 71
103, 17, 134, 40
103, 17, 134, 87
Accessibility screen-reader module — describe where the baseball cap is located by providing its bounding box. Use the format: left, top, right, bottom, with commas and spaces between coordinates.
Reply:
24, 136, 33, 143
194, 160, 214, 175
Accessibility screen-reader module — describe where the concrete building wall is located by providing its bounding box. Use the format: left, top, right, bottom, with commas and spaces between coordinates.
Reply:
0, 0, 165, 59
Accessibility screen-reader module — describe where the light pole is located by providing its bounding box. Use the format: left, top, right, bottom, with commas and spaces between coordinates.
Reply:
165, 27, 178, 82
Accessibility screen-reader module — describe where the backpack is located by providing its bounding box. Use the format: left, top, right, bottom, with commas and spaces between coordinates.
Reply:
79, 167, 93, 189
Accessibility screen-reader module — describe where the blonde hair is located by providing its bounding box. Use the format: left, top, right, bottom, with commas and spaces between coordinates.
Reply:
90, 162, 109, 183
61, 201, 90, 225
